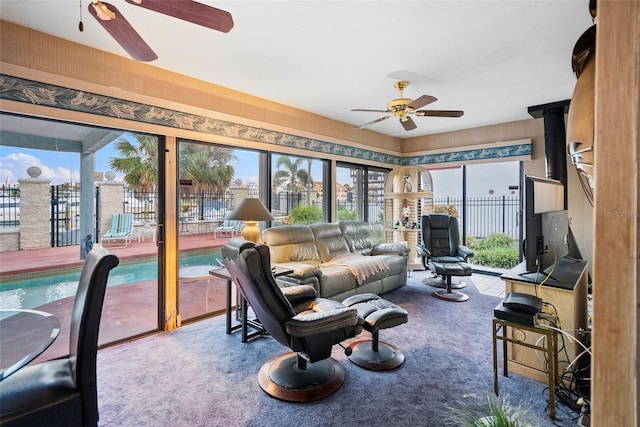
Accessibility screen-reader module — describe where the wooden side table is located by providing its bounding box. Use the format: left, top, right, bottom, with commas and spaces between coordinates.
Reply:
492, 318, 558, 418
209, 266, 293, 343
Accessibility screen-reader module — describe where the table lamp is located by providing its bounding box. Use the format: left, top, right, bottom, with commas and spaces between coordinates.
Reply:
226, 198, 274, 242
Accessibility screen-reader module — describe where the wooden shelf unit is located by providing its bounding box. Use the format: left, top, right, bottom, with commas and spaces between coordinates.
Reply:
499, 258, 589, 384
383, 167, 433, 270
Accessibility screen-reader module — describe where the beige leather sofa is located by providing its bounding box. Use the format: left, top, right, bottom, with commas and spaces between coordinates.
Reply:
261, 220, 409, 301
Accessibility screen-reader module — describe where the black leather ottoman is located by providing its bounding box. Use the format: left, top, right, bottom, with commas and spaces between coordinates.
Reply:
428, 261, 472, 302
341, 294, 408, 371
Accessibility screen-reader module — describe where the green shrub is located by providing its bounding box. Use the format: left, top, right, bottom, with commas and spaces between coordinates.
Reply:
288, 205, 323, 225
472, 246, 520, 269
468, 233, 519, 269
337, 209, 356, 220
484, 233, 516, 248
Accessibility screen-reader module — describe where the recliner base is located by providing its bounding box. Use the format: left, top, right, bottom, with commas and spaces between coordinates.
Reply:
433, 289, 469, 302
347, 340, 405, 371
423, 276, 467, 289
258, 352, 345, 402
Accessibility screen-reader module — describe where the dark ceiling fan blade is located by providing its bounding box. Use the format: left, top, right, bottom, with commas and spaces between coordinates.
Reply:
407, 95, 437, 110
356, 116, 390, 129
125, 0, 234, 33
88, 2, 157, 61
401, 116, 417, 131
351, 108, 389, 113
415, 110, 464, 117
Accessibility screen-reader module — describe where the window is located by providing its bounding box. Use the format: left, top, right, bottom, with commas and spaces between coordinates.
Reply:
336, 163, 389, 242
271, 154, 325, 225
177, 141, 260, 322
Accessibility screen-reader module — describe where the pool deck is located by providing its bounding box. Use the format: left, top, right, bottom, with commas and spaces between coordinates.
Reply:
0, 233, 229, 277
0, 233, 236, 364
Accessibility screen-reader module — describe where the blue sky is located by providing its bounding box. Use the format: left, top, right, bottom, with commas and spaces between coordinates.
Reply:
0, 141, 346, 188
0, 143, 519, 198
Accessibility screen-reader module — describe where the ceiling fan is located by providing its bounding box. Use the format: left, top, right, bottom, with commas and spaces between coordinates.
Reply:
351, 81, 464, 131
83, 0, 234, 62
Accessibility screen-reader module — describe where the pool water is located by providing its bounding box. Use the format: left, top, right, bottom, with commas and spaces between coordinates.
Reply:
0, 250, 222, 310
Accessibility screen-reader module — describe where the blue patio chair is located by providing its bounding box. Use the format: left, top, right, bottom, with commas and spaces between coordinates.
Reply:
213, 219, 242, 239
101, 213, 134, 247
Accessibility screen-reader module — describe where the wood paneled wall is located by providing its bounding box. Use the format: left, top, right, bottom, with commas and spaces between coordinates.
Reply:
592, 1, 640, 425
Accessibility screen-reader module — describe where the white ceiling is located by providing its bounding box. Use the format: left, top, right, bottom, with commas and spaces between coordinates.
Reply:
0, 0, 594, 139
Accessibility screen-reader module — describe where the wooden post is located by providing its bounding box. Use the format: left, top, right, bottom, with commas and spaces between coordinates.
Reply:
592, 1, 640, 425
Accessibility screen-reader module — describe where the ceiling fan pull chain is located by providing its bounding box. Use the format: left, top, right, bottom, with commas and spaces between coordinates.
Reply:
79, 0, 84, 32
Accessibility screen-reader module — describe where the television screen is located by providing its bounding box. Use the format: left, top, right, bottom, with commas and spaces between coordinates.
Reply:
523, 175, 568, 273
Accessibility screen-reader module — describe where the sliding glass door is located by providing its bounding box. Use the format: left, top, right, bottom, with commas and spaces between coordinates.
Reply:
176, 140, 261, 323
0, 115, 161, 361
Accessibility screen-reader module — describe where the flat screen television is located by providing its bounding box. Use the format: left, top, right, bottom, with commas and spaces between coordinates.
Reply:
523, 175, 569, 274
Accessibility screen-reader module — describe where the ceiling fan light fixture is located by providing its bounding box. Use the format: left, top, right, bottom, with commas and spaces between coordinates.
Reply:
388, 98, 412, 112
351, 80, 464, 131
92, 1, 116, 20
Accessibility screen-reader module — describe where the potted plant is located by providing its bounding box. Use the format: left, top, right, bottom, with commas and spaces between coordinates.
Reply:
447, 392, 536, 427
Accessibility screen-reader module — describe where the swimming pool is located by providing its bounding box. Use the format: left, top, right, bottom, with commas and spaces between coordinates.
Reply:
0, 250, 222, 310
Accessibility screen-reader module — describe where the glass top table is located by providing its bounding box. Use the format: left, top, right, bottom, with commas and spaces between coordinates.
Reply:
0, 309, 61, 381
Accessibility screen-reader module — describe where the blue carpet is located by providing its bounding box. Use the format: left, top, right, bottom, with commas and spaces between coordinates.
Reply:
96, 271, 579, 426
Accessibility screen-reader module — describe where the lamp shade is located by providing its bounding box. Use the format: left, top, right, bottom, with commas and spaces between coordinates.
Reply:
225, 198, 273, 242
226, 198, 274, 222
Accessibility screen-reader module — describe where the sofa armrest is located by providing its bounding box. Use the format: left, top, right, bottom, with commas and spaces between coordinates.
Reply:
281, 284, 317, 306
272, 262, 322, 279
285, 302, 362, 337
458, 245, 474, 261
371, 242, 409, 257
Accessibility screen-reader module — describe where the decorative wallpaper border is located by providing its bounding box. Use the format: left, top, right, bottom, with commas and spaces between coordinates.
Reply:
404, 142, 532, 166
0, 74, 530, 167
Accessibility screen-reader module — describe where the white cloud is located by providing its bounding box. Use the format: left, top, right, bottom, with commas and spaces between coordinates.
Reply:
0, 152, 79, 185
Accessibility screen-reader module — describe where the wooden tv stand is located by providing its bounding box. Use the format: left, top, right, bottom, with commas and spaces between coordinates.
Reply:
499, 257, 589, 384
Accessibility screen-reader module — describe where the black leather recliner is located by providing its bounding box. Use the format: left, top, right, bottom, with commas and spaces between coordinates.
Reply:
416, 214, 474, 301
0, 247, 119, 427
222, 238, 363, 402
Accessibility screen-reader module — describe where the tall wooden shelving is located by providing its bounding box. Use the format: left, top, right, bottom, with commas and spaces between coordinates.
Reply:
384, 166, 433, 270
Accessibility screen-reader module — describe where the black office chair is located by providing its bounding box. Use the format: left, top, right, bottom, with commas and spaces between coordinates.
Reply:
222, 238, 363, 402
0, 247, 119, 427
416, 214, 474, 301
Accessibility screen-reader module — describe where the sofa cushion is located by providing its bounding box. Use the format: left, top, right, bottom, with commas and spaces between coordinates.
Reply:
375, 254, 408, 276
262, 225, 320, 264
321, 253, 389, 285
339, 220, 375, 254
316, 266, 358, 297
310, 223, 350, 262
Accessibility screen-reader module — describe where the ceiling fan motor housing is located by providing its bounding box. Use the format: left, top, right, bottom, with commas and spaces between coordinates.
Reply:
388, 98, 413, 114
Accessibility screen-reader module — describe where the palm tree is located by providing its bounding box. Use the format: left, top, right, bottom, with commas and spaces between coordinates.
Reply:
179, 144, 235, 193
273, 156, 313, 193
109, 134, 158, 193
